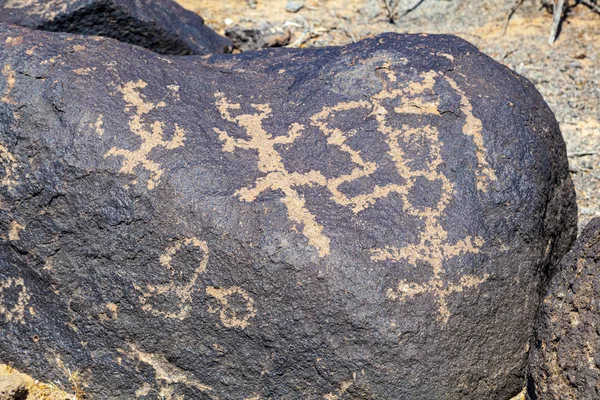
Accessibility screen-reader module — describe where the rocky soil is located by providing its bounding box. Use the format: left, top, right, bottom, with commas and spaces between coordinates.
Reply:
176, 0, 600, 231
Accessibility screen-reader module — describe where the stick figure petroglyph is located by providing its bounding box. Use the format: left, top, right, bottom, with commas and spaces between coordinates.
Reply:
103, 80, 185, 190
214, 92, 330, 257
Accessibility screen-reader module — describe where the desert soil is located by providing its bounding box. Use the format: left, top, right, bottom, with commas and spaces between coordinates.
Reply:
177, 0, 599, 232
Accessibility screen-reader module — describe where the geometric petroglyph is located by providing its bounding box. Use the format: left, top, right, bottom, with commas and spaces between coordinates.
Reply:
214, 60, 495, 324
0, 277, 31, 324
214, 93, 330, 256
205, 285, 256, 329
134, 238, 208, 320
134, 238, 257, 329
103, 80, 185, 190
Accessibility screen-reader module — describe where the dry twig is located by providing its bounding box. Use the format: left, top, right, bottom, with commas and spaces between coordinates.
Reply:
549, 0, 567, 45
380, 0, 400, 23
503, 0, 526, 34
579, 0, 600, 13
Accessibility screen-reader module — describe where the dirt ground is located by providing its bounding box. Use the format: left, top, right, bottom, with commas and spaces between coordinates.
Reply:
177, 0, 599, 232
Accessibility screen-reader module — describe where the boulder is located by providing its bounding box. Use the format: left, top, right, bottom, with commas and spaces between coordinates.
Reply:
528, 218, 600, 400
0, 0, 231, 55
0, 24, 577, 399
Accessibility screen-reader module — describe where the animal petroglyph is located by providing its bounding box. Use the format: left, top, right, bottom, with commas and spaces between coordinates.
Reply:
134, 238, 208, 320
103, 80, 185, 190
0, 277, 31, 324
206, 286, 256, 329
214, 61, 495, 323
214, 92, 330, 256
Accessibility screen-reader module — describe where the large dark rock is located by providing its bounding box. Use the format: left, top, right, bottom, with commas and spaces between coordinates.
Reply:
528, 218, 600, 400
0, 23, 576, 399
0, 0, 231, 55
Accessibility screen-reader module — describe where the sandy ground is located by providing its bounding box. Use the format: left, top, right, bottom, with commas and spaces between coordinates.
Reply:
178, 0, 600, 232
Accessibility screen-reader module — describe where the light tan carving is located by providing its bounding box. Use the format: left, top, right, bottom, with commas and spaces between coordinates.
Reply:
206, 285, 256, 329
214, 92, 330, 256
0, 143, 17, 190
0, 277, 31, 324
135, 238, 208, 320
364, 66, 489, 324
311, 64, 493, 323
104, 80, 185, 190
122, 343, 215, 398
445, 75, 497, 192
323, 371, 359, 400
1, 64, 16, 105
8, 220, 24, 241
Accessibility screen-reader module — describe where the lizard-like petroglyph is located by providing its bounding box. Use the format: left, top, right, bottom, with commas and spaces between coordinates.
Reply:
0, 277, 31, 324
214, 92, 330, 257
104, 80, 185, 190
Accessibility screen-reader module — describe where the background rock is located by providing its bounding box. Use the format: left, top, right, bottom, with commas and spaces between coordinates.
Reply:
528, 218, 600, 399
0, 24, 576, 399
225, 22, 291, 51
0, 0, 231, 55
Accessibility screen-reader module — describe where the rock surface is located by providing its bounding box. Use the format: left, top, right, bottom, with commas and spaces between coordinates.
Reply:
225, 22, 291, 51
0, 0, 231, 55
528, 218, 600, 400
0, 23, 576, 399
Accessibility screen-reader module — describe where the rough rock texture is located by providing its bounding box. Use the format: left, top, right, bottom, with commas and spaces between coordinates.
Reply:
225, 22, 291, 52
0, 0, 231, 55
528, 218, 600, 400
0, 24, 576, 399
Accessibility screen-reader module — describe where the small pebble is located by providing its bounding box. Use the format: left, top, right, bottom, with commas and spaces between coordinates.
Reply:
285, 0, 304, 13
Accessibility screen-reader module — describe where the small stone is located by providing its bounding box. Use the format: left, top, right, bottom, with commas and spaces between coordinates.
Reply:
285, 0, 304, 13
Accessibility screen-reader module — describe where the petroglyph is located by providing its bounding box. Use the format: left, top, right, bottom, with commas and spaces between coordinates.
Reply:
0, 277, 31, 324
121, 343, 214, 398
213, 92, 330, 256
134, 238, 208, 320
206, 286, 256, 329
8, 220, 24, 241
361, 65, 490, 324
445, 75, 497, 192
323, 371, 360, 400
104, 80, 185, 190
214, 61, 494, 323
1, 64, 16, 105
0, 143, 17, 189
